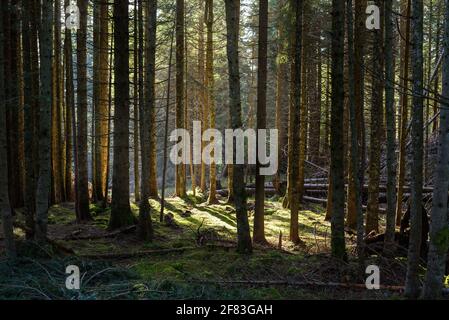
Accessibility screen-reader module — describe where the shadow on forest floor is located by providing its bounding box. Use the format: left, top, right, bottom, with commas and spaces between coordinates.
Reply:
0, 191, 425, 300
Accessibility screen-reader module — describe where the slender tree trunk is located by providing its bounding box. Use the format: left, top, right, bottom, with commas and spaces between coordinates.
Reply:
22, 0, 37, 239
160, 23, 175, 223
330, 0, 347, 260
366, 0, 384, 234
51, 0, 64, 204
206, 0, 218, 204
93, 0, 109, 203
346, 0, 363, 260
147, 5, 158, 199
6, 0, 23, 209
423, 0, 449, 299
175, 0, 186, 198
384, 0, 398, 250
0, 7, 16, 258
110, 0, 134, 229
286, 0, 302, 244
254, 0, 268, 244
274, 0, 289, 193
35, 0, 53, 242
225, 0, 253, 254
103, 22, 115, 208
139, 0, 157, 240
76, 0, 92, 222
133, 0, 141, 203
396, 0, 411, 226
198, 1, 207, 193
346, 0, 366, 230
405, 0, 424, 299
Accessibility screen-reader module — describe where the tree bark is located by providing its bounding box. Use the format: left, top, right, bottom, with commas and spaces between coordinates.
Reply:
405, 0, 424, 299
384, 0, 398, 250
330, 0, 347, 260
76, 0, 92, 222
225, 0, 253, 254
110, 0, 134, 229
253, 0, 268, 244
175, 0, 187, 198
0, 6, 16, 258
35, 0, 53, 242
423, 0, 449, 299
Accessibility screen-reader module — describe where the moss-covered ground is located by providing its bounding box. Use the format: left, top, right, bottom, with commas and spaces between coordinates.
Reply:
0, 191, 414, 299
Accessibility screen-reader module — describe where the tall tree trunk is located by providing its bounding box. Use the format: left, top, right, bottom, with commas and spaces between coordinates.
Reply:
175, 0, 186, 198
139, 0, 157, 240
286, 0, 302, 244
133, 0, 141, 203
75, 0, 92, 222
366, 0, 384, 234
254, 0, 268, 244
160, 23, 175, 223
147, 4, 158, 199
346, 0, 366, 230
6, 0, 23, 209
346, 0, 363, 259
35, 0, 53, 242
384, 0, 398, 250
22, 0, 37, 239
396, 0, 411, 226
225, 0, 252, 254
64, 0, 74, 203
274, 0, 289, 193
405, 0, 424, 299
423, 0, 449, 299
51, 0, 64, 204
0, 6, 16, 258
93, 0, 109, 203
206, 0, 218, 204
110, 0, 134, 229
330, 0, 347, 260
198, 0, 207, 193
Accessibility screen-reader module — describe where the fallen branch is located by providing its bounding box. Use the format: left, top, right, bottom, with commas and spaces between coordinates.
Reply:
81, 244, 236, 260
189, 279, 404, 291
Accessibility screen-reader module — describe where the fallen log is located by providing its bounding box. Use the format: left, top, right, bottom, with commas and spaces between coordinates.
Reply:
303, 184, 433, 193
302, 196, 387, 213
216, 188, 278, 197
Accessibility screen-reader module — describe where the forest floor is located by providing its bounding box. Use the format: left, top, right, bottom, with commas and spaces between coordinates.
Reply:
0, 191, 420, 300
